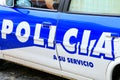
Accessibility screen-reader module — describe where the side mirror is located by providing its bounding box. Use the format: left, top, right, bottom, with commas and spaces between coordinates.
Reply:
6, 0, 14, 7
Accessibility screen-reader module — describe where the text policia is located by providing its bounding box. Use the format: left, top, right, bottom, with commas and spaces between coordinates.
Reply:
1, 19, 118, 61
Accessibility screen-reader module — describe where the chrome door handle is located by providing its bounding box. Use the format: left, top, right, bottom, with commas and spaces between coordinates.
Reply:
111, 33, 119, 38
42, 22, 52, 28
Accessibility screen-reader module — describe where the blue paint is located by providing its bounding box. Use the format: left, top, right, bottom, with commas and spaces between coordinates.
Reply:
0, 6, 120, 61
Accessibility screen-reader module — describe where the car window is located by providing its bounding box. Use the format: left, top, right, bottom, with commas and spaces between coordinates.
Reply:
69, 0, 120, 15
15, 0, 60, 10
0, 0, 6, 6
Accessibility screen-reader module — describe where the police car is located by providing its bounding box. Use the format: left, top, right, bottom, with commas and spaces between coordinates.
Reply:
0, 0, 120, 80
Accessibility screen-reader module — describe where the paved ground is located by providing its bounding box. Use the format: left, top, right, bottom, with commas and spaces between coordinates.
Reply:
0, 61, 68, 80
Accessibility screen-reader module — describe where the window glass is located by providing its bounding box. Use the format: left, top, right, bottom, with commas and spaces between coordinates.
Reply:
15, 0, 60, 10
0, 0, 13, 6
69, 0, 120, 15
0, 0, 6, 6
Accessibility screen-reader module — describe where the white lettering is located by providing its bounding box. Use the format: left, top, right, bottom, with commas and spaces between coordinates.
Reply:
80, 30, 91, 54
34, 24, 44, 46
15, 21, 30, 43
92, 32, 113, 59
48, 26, 56, 47
1, 19, 115, 60
63, 28, 78, 52
1, 19, 13, 39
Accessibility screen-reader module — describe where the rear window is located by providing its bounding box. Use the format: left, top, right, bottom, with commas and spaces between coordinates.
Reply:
69, 0, 120, 15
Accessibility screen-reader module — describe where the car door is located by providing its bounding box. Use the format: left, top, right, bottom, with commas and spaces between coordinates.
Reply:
56, 0, 120, 80
0, 0, 62, 70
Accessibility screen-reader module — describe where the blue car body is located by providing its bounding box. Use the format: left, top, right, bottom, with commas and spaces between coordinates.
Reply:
0, 0, 120, 80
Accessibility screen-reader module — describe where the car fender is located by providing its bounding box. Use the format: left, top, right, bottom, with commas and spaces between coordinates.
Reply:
106, 57, 120, 80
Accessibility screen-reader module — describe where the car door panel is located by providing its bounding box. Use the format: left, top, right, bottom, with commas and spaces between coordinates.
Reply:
56, 13, 120, 80
0, 6, 60, 69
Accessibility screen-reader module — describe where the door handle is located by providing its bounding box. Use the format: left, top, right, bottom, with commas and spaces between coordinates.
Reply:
111, 33, 119, 38
42, 22, 52, 28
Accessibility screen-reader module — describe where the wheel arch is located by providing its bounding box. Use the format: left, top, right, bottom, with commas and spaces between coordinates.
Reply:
106, 58, 120, 80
